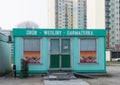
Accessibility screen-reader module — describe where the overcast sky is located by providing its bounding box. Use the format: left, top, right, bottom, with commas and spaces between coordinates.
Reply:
0, 0, 48, 30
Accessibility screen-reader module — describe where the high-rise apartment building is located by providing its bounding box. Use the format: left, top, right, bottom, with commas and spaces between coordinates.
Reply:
105, 0, 120, 50
48, 0, 87, 29
105, 0, 111, 48
77, 0, 87, 28
55, 0, 73, 28
48, 0, 105, 29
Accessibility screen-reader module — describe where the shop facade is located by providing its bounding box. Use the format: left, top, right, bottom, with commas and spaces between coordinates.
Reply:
13, 29, 106, 74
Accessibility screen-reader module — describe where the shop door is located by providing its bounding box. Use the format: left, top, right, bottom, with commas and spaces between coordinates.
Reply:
49, 39, 71, 70
50, 39, 60, 69
61, 39, 71, 68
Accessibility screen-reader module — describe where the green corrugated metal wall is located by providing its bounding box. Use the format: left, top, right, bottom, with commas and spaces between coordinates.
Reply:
0, 33, 11, 74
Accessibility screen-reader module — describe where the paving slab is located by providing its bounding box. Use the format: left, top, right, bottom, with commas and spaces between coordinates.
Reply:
44, 79, 90, 85
0, 76, 44, 85
44, 72, 76, 80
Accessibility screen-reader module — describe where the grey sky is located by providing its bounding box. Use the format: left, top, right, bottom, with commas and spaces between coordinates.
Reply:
0, 0, 48, 29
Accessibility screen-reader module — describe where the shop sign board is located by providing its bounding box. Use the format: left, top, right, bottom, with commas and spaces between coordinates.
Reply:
13, 29, 106, 37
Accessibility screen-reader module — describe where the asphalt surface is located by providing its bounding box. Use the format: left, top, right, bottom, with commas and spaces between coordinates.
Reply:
0, 75, 44, 85
85, 65, 120, 85
0, 65, 120, 85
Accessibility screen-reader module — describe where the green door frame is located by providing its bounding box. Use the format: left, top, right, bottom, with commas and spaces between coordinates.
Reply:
49, 38, 71, 70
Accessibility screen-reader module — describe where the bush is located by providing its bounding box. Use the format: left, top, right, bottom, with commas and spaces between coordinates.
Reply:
20, 59, 28, 78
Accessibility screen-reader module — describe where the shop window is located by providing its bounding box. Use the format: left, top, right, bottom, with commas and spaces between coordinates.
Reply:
23, 38, 40, 64
80, 38, 97, 63
61, 39, 70, 53
50, 39, 60, 53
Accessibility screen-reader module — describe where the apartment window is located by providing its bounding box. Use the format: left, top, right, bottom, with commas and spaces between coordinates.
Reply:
112, 31, 114, 33
112, 37, 114, 39
116, 6, 118, 9
80, 38, 97, 63
111, 3, 114, 5
111, 20, 114, 22
78, 10, 80, 12
111, 14, 114, 17
116, 12, 118, 14
23, 38, 40, 63
116, 1, 118, 3
117, 34, 119, 36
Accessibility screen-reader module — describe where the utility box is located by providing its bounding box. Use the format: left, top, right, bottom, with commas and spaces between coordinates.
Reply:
106, 50, 111, 61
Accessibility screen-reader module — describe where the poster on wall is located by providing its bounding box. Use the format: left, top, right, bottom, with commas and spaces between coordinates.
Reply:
80, 51, 97, 63
24, 51, 40, 64
80, 39, 97, 63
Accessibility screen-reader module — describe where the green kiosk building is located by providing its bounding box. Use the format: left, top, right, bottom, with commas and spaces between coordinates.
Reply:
13, 28, 106, 74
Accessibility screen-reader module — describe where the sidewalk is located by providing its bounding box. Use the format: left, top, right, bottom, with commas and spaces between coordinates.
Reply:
1, 65, 120, 85
0, 76, 44, 85
44, 79, 90, 85
0, 74, 90, 85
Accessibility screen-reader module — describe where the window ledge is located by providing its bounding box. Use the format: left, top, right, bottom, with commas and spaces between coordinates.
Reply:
78, 63, 99, 64
28, 63, 43, 65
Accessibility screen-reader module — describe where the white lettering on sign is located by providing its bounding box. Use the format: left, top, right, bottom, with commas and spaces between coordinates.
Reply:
26, 30, 37, 35
67, 31, 93, 35
44, 31, 62, 35
26, 30, 94, 36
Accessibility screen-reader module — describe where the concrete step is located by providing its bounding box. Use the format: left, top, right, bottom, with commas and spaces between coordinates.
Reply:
44, 72, 76, 80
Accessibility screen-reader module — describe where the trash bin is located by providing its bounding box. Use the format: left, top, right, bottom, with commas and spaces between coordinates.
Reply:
13, 65, 16, 77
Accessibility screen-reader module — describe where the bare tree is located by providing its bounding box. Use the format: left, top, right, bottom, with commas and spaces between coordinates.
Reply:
16, 21, 39, 28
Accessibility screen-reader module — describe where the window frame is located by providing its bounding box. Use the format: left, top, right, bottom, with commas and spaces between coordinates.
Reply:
79, 37, 98, 64
50, 38, 60, 54
22, 37, 42, 64
49, 37, 72, 55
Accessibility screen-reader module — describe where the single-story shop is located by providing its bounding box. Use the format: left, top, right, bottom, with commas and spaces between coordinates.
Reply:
13, 29, 106, 74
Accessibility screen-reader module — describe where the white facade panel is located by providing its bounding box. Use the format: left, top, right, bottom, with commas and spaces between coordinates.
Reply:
87, 0, 105, 29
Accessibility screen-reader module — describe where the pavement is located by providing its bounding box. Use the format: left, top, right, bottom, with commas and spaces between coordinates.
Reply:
0, 75, 44, 85
44, 72, 90, 85
44, 79, 89, 85
0, 75, 90, 85
84, 66, 120, 85
1, 65, 120, 85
